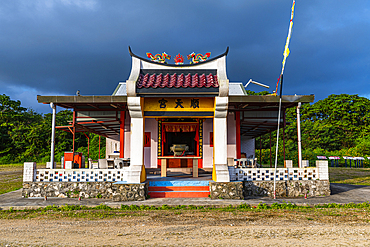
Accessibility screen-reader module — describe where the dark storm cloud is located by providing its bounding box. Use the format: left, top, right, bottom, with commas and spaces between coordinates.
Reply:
0, 0, 369, 113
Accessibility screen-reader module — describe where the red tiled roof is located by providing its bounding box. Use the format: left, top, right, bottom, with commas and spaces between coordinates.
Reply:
137, 73, 219, 89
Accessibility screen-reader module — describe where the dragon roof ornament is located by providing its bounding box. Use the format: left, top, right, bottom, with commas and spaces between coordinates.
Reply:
128, 46, 229, 67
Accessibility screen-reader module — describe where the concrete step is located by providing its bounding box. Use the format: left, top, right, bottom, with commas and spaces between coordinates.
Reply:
148, 180, 210, 198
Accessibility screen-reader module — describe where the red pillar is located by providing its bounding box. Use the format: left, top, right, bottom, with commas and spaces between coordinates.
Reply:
235, 111, 241, 159
120, 111, 125, 158
72, 110, 76, 154
283, 108, 286, 161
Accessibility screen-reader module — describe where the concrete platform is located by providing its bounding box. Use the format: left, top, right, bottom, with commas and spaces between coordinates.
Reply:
1, 183, 370, 210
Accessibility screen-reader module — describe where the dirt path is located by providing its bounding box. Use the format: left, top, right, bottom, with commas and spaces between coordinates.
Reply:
1, 210, 370, 246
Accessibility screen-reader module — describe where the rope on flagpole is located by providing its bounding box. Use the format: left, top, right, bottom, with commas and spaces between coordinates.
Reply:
273, 0, 295, 199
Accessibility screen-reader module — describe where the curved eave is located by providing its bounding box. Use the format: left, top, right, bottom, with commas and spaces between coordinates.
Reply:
128, 46, 229, 67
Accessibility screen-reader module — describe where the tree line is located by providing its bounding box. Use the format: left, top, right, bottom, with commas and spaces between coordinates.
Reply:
1, 93, 369, 166
252, 93, 370, 167
0, 94, 105, 164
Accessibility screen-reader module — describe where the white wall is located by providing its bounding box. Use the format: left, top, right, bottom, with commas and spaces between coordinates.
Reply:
203, 118, 213, 168
241, 137, 255, 158
124, 112, 131, 159
144, 118, 158, 168
105, 112, 131, 159
106, 135, 120, 158
227, 112, 237, 159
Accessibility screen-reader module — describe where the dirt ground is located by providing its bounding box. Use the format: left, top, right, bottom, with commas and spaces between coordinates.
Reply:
1, 209, 370, 246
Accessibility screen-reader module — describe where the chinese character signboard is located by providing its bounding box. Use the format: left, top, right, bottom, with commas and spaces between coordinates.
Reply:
144, 98, 214, 117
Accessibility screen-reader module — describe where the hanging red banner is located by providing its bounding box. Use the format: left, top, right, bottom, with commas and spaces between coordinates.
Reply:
164, 124, 197, 132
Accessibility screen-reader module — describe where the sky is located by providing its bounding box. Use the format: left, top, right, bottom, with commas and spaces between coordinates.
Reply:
0, 0, 369, 114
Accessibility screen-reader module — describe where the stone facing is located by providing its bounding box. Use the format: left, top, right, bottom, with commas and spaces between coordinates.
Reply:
210, 180, 330, 199
209, 181, 243, 200
22, 180, 329, 201
244, 180, 331, 198
22, 182, 148, 201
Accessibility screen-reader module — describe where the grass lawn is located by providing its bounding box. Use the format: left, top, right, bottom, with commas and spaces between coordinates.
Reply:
0, 163, 46, 195
329, 167, 370, 186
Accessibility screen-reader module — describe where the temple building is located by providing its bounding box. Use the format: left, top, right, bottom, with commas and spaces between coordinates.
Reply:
29, 47, 329, 200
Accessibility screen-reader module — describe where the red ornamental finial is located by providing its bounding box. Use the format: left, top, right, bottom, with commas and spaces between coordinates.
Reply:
174, 54, 184, 65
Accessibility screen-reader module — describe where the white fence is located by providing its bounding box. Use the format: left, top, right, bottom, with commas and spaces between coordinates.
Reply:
228, 167, 319, 181
24, 163, 130, 183
228, 160, 328, 181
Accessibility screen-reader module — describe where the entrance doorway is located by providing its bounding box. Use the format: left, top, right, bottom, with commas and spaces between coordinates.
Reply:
158, 119, 203, 171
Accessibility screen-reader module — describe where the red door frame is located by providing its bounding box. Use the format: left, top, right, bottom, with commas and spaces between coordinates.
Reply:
158, 119, 203, 168
236, 111, 241, 159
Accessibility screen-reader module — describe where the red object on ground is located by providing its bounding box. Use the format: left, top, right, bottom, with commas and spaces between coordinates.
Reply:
64, 152, 83, 168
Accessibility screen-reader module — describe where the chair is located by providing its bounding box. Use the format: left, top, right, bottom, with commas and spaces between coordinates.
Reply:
98, 159, 108, 169
114, 159, 124, 169
252, 158, 258, 168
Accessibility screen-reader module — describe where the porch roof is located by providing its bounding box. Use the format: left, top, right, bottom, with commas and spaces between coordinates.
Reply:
229, 94, 314, 138
37, 94, 314, 138
37, 95, 127, 111
37, 95, 127, 137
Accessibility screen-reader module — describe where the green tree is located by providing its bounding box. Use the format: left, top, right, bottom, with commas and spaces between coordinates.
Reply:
292, 94, 370, 151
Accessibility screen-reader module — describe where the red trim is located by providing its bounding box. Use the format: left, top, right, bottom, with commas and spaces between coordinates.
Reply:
161, 123, 164, 154
144, 132, 151, 147
159, 120, 204, 167
148, 191, 210, 198
148, 186, 209, 192
120, 111, 125, 158
198, 159, 203, 169
236, 111, 241, 159
72, 110, 76, 157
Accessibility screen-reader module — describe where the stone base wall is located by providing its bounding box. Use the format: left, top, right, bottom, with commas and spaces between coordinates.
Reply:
22, 182, 148, 201
210, 180, 330, 199
112, 183, 148, 201
209, 182, 244, 200
244, 180, 331, 198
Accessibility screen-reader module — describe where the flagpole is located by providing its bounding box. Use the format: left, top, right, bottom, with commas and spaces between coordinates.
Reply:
273, 0, 295, 199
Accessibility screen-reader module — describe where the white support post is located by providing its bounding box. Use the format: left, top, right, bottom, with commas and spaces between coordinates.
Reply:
297, 102, 302, 168
127, 97, 144, 183
316, 160, 329, 180
214, 97, 230, 182
23, 162, 36, 182
49, 103, 56, 169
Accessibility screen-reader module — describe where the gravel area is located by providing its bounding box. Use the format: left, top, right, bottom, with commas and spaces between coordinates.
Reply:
1, 209, 370, 246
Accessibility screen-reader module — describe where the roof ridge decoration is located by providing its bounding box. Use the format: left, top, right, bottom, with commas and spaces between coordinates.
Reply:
174, 54, 184, 65
187, 52, 211, 64
146, 51, 211, 65
128, 46, 229, 67
146, 52, 171, 64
